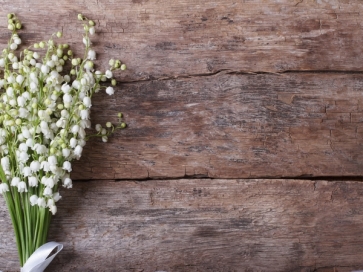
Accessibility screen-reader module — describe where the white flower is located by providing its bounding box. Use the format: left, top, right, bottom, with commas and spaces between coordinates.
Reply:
16, 74, 24, 84
48, 155, 57, 166
44, 177, 55, 188
41, 65, 50, 74
1, 157, 10, 171
71, 124, 80, 134
33, 144, 47, 155
78, 127, 86, 138
87, 49, 96, 60
63, 161, 72, 172
62, 148, 71, 158
19, 143, 28, 152
37, 197, 46, 208
56, 118, 66, 128
49, 205, 57, 215
11, 177, 20, 187
40, 161, 50, 172
80, 120, 91, 129
61, 84, 71, 93
83, 37, 91, 46
22, 127, 31, 139
61, 110, 69, 118
47, 198, 55, 207
70, 138, 77, 148
72, 80, 81, 89
46, 60, 55, 68
19, 108, 29, 118
78, 139, 86, 147
95, 124, 102, 132
53, 192, 62, 202
80, 109, 89, 120
43, 187, 53, 197
28, 176, 38, 187
83, 96, 92, 107
63, 93, 73, 104
0, 183, 9, 194
0, 59, 4, 67
29, 195, 38, 206
18, 152, 29, 163
22, 166, 31, 177
17, 96, 25, 107
105, 70, 113, 79
30, 161, 40, 172
10, 43, 17, 50
105, 86, 114, 95
26, 138, 34, 148
14, 37, 21, 45
6, 87, 14, 97
102, 136, 108, 142
62, 177, 72, 188
89, 26, 95, 35
74, 145, 83, 158
17, 181, 27, 193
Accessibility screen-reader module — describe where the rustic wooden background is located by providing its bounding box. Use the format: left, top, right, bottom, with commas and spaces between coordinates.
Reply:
1, 0, 363, 271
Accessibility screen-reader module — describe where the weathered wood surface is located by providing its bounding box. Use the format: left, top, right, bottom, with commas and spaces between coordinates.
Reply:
0, 0, 363, 81
0, 0, 363, 271
71, 73, 363, 179
1, 179, 363, 272
0, 1, 361, 179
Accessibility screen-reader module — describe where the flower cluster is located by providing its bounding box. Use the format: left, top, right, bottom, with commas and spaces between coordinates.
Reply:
0, 13, 126, 215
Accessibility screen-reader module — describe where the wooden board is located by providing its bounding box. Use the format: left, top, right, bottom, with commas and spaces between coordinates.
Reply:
0, 0, 363, 271
71, 73, 363, 180
2, 179, 363, 272
0, 0, 363, 81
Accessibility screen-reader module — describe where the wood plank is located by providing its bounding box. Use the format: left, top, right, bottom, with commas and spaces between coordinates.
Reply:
1, 179, 363, 271
0, 1, 363, 80
72, 73, 363, 179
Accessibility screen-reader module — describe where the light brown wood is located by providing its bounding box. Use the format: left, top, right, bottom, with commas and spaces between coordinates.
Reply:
0, 1, 363, 271
71, 73, 363, 180
0, 0, 363, 81
1, 179, 363, 272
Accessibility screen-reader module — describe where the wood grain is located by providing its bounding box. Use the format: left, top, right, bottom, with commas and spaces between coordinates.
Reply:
0, 0, 363, 80
72, 73, 363, 180
2, 179, 363, 272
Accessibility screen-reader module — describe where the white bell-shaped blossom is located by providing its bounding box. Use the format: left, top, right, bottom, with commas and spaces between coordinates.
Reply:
87, 49, 96, 60
18, 152, 29, 163
22, 166, 31, 177
62, 176, 72, 188
63, 161, 72, 172
28, 176, 38, 187
62, 148, 71, 158
17, 181, 27, 193
1, 157, 10, 171
53, 192, 62, 202
70, 138, 77, 148
29, 195, 38, 206
49, 205, 57, 215
43, 187, 53, 197
106, 86, 114, 95
37, 197, 46, 208
0, 183, 9, 193
48, 155, 57, 166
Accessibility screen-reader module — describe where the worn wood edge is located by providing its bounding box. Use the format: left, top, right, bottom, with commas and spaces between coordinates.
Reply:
1, 179, 363, 271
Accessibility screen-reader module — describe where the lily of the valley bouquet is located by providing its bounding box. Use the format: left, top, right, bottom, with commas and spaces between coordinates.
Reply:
0, 13, 126, 271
